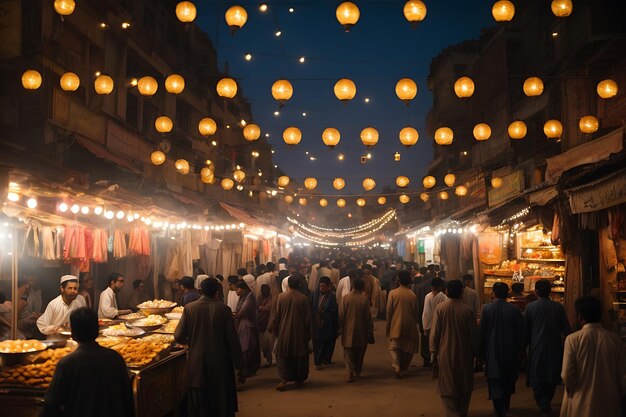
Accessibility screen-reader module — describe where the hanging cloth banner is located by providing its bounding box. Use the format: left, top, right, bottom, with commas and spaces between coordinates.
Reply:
568, 169, 626, 214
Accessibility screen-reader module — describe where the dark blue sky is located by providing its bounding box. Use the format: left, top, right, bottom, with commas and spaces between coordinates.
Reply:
197, 1, 493, 194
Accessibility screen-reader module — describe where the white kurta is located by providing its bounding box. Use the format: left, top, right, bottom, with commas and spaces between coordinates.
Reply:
560, 323, 626, 417
336, 276, 351, 306
227, 290, 240, 312
422, 291, 448, 332
98, 287, 120, 319
255, 272, 276, 298
37, 295, 86, 335
461, 286, 480, 320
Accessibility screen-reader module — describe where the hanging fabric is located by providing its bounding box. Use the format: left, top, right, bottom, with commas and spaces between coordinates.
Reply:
113, 229, 128, 258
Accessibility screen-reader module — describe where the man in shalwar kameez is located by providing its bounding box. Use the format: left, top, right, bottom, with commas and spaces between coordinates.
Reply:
386, 270, 419, 378
310, 276, 338, 370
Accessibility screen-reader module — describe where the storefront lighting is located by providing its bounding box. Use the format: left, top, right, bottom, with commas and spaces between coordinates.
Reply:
26, 197, 37, 209
81, 206, 89, 215
94, 206, 103, 215
7, 192, 20, 202
115, 210, 124, 219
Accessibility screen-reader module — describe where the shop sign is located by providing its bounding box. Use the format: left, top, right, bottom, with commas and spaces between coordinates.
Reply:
569, 171, 626, 214
488, 170, 525, 208
477, 232, 502, 265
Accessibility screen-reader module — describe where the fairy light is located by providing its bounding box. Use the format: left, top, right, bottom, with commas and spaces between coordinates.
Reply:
81, 206, 90, 215
70, 204, 80, 214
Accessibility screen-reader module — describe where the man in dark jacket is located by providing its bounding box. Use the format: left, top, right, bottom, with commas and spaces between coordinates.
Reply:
310, 276, 339, 370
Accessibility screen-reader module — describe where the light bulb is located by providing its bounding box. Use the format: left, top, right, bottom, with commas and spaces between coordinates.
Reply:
59, 203, 69, 212
71, 204, 80, 214
7, 192, 19, 202
26, 198, 38, 209
94, 206, 103, 215
116, 210, 125, 219
81, 206, 90, 215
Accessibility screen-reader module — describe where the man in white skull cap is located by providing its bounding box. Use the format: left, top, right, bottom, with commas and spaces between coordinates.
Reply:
37, 275, 86, 338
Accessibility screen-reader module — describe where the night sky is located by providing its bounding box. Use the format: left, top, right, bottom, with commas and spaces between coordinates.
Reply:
197, 1, 494, 194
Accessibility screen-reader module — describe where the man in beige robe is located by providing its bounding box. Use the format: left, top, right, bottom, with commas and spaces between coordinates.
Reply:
386, 270, 419, 378
430, 280, 478, 417
560, 296, 625, 417
339, 277, 373, 382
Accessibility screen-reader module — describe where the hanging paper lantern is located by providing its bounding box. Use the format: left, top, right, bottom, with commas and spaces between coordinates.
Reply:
455, 185, 468, 196
176, 1, 197, 22
378, 196, 387, 205
216, 78, 237, 98
473, 123, 492, 141
299, 198, 308, 206
579, 116, 599, 134
22, 70, 42, 90
395, 78, 418, 103
333, 178, 346, 190
54, 0, 75, 16
420, 192, 429, 202
543, 119, 563, 139
439, 191, 449, 200
336, 2, 360, 32
319, 198, 328, 207
508, 120, 527, 139
454, 77, 475, 98
155, 116, 173, 133
150, 150, 166, 166
200, 167, 213, 178
165, 74, 185, 94
221, 178, 235, 190
137, 76, 158, 96
304, 177, 318, 190
492, 0, 515, 22
233, 170, 246, 183
175, 159, 190, 174
277, 176, 290, 187
356, 198, 366, 207
597, 79, 618, 99
225, 5, 248, 31
60, 72, 80, 91
362, 178, 376, 191
399, 194, 410, 204
198, 118, 217, 136
444, 174, 456, 187
551, 0, 573, 17
491, 177, 503, 188
523, 77, 544, 97
360, 127, 379, 148
283, 127, 302, 145
399, 127, 419, 147
334, 78, 357, 102
434, 127, 454, 145
243, 124, 261, 141
423, 176, 436, 189
284, 195, 293, 204
337, 198, 347, 208
396, 176, 410, 188
403, 0, 427, 28
94, 75, 114, 95
200, 174, 215, 184
322, 127, 341, 148
271, 80, 294, 105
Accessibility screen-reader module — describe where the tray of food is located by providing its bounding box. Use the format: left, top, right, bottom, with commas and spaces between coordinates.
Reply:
112, 337, 172, 368
171, 306, 183, 314
117, 312, 146, 320
126, 315, 168, 332
95, 336, 130, 349
101, 323, 145, 337
165, 312, 182, 320
137, 299, 177, 316
154, 320, 179, 334
0, 339, 48, 367
0, 344, 76, 389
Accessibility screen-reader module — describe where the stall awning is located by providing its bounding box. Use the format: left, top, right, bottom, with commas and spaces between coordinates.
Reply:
219, 202, 273, 229
566, 168, 626, 214
528, 185, 558, 206
75, 135, 143, 174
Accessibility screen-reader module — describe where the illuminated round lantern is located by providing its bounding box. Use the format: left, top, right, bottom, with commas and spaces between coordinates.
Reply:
304, 177, 318, 190
277, 176, 290, 187
176, 1, 197, 22
200, 167, 213, 178
508, 120, 527, 139
54, 0, 75, 16
423, 175, 436, 189
137, 76, 158, 96
319, 198, 328, 207
356, 198, 366, 207
579, 116, 599, 134
283, 127, 302, 145
60, 72, 80, 91
334, 78, 357, 102
150, 150, 166, 165
378, 196, 387, 205
225, 5, 248, 31
395, 78, 418, 103
455, 185, 468, 196
362, 178, 376, 191
551, 0, 573, 17
434, 127, 454, 145
454, 77, 475, 98
299, 198, 308, 206
271, 80, 293, 106
284, 195, 293, 204
491, 177, 503, 188
420, 192, 429, 202
216, 78, 237, 98
322, 127, 341, 148
221, 178, 235, 190
399, 127, 419, 147
360, 127, 379, 148
22, 70, 42, 90
439, 191, 449, 200
333, 178, 346, 190
523, 77, 544, 97
597, 79, 618, 99
444, 173, 456, 187
155, 116, 173, 133
336, 2, 360, 32
543, 119, 563, 139
473, 123, 492, 141
396, 176, 410, 188
200, 174, 215, 184
233, 170, 246, 183
337, 199, 347, 208
175, 159, 190, 174
403, 0, 427, 28
198, 118, 217, 136
243, 124, 261, 141
399, 194, 410, 204
165, 74, 185, 94
94, 74, 114, 95
492, 0, 515, 22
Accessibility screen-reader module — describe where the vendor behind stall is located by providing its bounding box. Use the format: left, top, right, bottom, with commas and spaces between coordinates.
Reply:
36, 275, 86, 338
98, 273, 131, 319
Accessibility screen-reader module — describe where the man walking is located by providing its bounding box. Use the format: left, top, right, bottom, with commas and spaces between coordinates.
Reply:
257, 284, 274, 367
422, 277, 447, 340
461, 274, 480, 321
414, 268, 432, 367
339, 277, 373, 382
386, 270, 419, 378
310, 276, 339, 370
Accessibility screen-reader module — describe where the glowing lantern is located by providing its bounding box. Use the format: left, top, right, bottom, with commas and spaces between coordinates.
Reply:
434, 127, 454, 145
277, 176, 290, 187
362, 178, 376, 191
221, 178, 235, 190
233, 170, 246, 183
334, 79, 357, 102
399, 127, 419, 147
304, 177, 318, 190
299, 198, 308, 206
322, 128, 341, 148
395, 78, 418, 103
454, 77, 475, 98
403, 0, 427, 28
175, 159, 190, 174
336, 2, 360, 32
597, 79, 618, 99
319, 198, 328, 207
150, 150, 166, 166
137, 76, 158, 96
60, 72, 80, 91
455, 185, 468, 196
423, 176, 436, 189
337, 199, 347, 208
491, 177, 503, 188
225, 5, 248, 31
94, 75, 114, 95
356, 198, 366, 207
420, 192, 429, 202
472, 123, 492, 141
54, 0, 75, 16
201, 175, 215, 184
176, 1, 197, 22
22, 70, 42, 90
378, 196, 387, 205
579, 116, 599, 134
396, 176, 410, 188
198, 118, 217, 136
551, 0, 573, 17
216, 78, 237, 98
439, 191, 449, 200
333, 178, 346, 190
543, 119, 563, 139
283, 127, 302, 145
523, 77, 544, 97
399, 194, 410, 204
444, 174, 456, 187
360, 127, 379, 148
155, 116, 173, 133
284, 195, 293, 204
508, 120, 527, 139
271, 80, 293, 106
243, 124, 261, 141
200, 167, 213, 178
165, 74, 185, 94
492, 0, 515, 22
